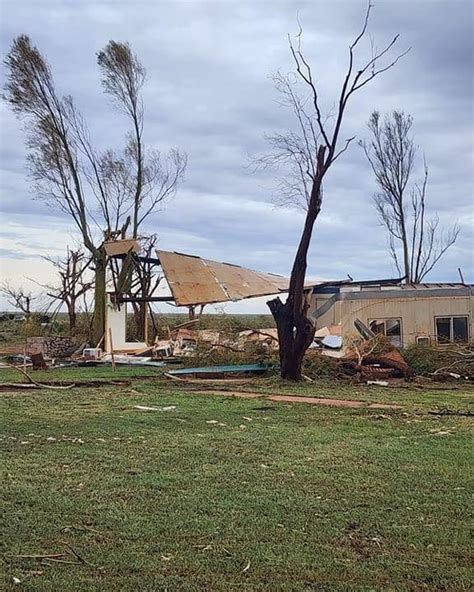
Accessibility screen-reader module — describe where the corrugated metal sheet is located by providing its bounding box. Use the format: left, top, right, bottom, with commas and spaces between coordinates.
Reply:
157, 250, 290, 306
167, 363, 268, 376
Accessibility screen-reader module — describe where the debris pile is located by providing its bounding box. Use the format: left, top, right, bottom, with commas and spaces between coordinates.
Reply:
26, 336, 78, 358
4, 308, 473, 384
403, 343, 474, 381
310, 325, 344, 357
237, 329, 279, 351
340, 348, 413, 380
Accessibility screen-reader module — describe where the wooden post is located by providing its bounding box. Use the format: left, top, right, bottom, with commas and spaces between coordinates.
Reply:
143, 302, 149, 344
108, 328, 116, 372
96, 333, 105, 350
23, 314, 28, 373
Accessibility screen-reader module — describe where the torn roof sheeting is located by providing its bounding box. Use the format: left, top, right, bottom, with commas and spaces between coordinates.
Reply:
156, 250, 290, 306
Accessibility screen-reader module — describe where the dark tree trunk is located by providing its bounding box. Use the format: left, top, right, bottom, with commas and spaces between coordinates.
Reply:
269, 297, 317, 380
268, 147, 325, 380
261, 6, 408, 379
132, 302, 148, 342
92, 249, 107, 345
67, 302, 77, 332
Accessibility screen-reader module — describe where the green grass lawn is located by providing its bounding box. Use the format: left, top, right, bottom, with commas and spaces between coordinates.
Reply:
1, 368, 472, 591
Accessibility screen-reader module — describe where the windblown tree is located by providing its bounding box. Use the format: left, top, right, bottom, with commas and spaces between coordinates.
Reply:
3, 37, 187, 344
361, 111, 460, 282
38, 248, 94, 332
253, 71, 320, 210
262, 3, 409, 380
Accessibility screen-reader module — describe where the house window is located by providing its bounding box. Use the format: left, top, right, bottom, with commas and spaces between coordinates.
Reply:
435, 316, 469, 343
369, 318, 402, 347
416, 336, 431, 345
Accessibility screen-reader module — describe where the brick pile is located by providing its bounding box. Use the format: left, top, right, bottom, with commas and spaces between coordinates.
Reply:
26, 336, 78, 358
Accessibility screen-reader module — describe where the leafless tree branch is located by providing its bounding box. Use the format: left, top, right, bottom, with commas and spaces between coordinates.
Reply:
361, 111, 460, 282
264, 2, 408, 379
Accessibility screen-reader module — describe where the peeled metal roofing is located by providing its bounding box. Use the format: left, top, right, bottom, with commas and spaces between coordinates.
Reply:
156, 250, 290, 306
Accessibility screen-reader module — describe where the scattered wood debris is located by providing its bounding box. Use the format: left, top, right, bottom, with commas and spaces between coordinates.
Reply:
134, 405, 176, 412
10, 542, 95, 568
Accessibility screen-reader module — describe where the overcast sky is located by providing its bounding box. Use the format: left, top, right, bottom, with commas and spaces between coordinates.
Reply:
0, 0, 472, 313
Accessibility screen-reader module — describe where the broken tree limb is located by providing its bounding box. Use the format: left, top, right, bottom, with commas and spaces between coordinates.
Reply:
60, 541, 96, 567
428, 408, 473, 417
213, 343, 245, 353
11, 553, 66, 560
96, 333, 105, 349
432, 357, 474, 375
5, 363, 75, 390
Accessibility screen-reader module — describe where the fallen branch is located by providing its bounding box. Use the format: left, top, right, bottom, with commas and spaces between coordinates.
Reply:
11, 553, 66, 560
60, 542, 96, 567
0, 383, 42, 391
428, 408, 473, 417
5, 363, 75, 390
432, 358, 474, 375
43, 558, 82, 565
61, 525, 103, 535
163, 372, 186, 381
213, 343, 245, 353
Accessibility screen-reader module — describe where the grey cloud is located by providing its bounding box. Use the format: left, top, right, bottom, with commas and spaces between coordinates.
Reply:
1, 0, 472, 306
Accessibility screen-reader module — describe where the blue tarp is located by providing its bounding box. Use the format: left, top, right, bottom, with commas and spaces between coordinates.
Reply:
167, 363, 268, 376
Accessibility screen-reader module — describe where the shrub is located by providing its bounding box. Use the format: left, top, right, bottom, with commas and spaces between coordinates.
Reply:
403, 343, 473, 377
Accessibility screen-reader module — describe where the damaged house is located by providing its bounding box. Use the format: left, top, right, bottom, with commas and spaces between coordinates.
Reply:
310, 279, 473, 348
102, 242, 473, 354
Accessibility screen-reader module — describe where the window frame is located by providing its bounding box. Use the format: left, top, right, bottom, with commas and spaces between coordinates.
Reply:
368, 317, 403, 347
435, 315, 469, 343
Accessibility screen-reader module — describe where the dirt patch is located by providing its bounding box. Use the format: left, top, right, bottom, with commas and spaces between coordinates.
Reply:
268, 395, 364, 408
270, 395, 401, 410
187, 390, 402, 410
368, 402, 402, 410
191, 390, 264, 399
167, 377, 260, 385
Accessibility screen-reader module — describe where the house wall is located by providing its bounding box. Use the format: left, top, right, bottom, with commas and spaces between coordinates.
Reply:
105, 296, 147, 352
311, 289, 473, 346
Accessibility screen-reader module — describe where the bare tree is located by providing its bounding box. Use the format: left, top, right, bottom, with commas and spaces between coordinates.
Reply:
253, 72, 321, 210
265, 3, 409, 380
361, 111, 460, 282
37, 248, 94, 332
3, 37, 186, 344
0, 281, 36, 318
129, 235, 162, 341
